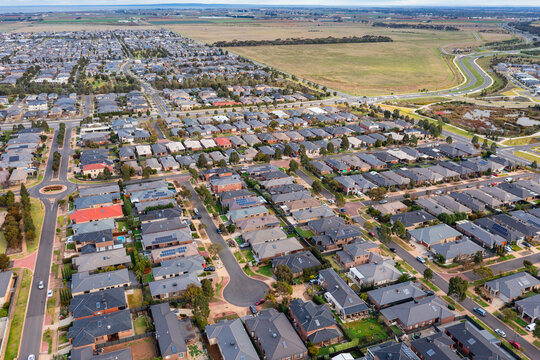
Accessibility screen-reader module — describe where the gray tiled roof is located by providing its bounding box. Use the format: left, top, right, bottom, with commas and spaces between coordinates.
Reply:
367, 281, 425, 308
271, 251, 321, 274
243, 308, 307, 360
411, 333, 460, 360
205, 319, 259, 360
381, 296, 455, 327
152, 255, 205, 279
408, 224, 461, 245
69, 287, 127, 319
485, 272, 540, 300
67, 309, 132, 348
515, 294, 540, 322
71, 269, 130, 294
151, 303, 194, 356
72, 248, 131, 273
319, 268, 368, 316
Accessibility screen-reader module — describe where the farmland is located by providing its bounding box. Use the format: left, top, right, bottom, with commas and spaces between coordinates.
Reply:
165, 21, 512, 95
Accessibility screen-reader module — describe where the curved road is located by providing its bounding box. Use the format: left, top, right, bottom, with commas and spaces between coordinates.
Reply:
186, 183, 269, 306
19, 124, 77, 360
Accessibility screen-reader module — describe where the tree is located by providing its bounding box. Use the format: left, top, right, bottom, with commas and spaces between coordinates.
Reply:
217, 159, 227, 168
307, 343, 319, 358
533, 322, 540, 338
447, 276, 468, 301
340, 136, 349, 151
312, 180, 323, 194
473, 266, 494, 280
446, 136, 453, 144
490, 143, 497, 154
289, 160, 299, 172
378, 225, 393, 243
472, 135, 479, 147
121, 164, 134, 181
208, 243, 223, 258
502, 308, 517, 323
0, 254, 9, 270
275, 264, 293, 283
474, 251, 484, 265
284, 145, 293, 157
532, 161, 538, 169
274, 281, 293, 296
375, 139, 383, 148
142, 166, 152, 179
367, 187, 387, 202
197, 154, 208, 169
423, 268, 434, 280
335, 193, 345, 207
392, 220, 406, 238
274, 148, 283, 159
183, 283, 204, 304
326, 142, 335, 153
229, 152, 240, 164
201, 278, 213, 298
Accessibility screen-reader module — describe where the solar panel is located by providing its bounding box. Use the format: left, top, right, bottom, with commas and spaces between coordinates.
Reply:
426, 349, 435, 357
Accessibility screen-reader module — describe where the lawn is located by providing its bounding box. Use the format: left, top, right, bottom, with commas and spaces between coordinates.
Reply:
514, 151, 540, 163
27, 198, 45, 253
345, 317, 391, 342
127, 288, 144, 308
43, 329, 53, 354
46, 290, 56, 324
295, 227, 314, 239
5, 269, 32, 360
0, 231, 6, 254
420, 278, 439, 292
255, 264, 274, 277
502, 136, 540, 146
233, 251, 245, 263
242, 249, 255, 263
133, 315, 148, 335
442, 295, 465, 311
167, 21, 478, 95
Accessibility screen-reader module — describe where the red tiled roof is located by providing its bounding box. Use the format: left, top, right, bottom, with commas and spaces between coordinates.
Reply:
82, 163, 113, 172
70, 204, 124, 224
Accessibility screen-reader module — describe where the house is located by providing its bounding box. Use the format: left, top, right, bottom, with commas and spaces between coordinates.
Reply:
81, 163, 114, 179
149, 272, 201, 299
152, 255, 205, 280
141, 218, 187, 235
210, 175, 244, 193
228, 205, 269, 222
407, 224, 462, 248
410, 332, 461, 360
205, 319, 259, 360
271, 251, 321, 277
67, 309, 133, 350
430, 239, 484, 264
373, 201, 407, 216
444, 321, 513, 360
71, 269, 131, 296
243, 308, 308, 360
73, 193, 118, 210
292, 206, 335, 224
72, 248, 131, 273
336, 240, 382, 269
242, 227, 287, 246
151, 303, 195, 360
312, 161, 333, 175
252, 237, 304, 262
380, 296, 456, 332
236, 215, 281, 233
367, 281, 426, 309
69, 287, 127, 320
484, 271, 540, 303
151, 243, 199, 263
289, 299, 344, 346
0, 271, 15, 306
135, 145, 152, 158
390, 210, 435, 230
309, 217, 363, 251
366, 342, 421, 360
349, 260, 402, 287
515, 294, 540, 324
319, 268, 369, 320
455, 220, 506, 248
70, 204, 124, 224
71, 346, 131, 360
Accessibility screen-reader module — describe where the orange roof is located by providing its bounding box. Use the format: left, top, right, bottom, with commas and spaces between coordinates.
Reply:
214, 137, 232, 146
82, 163, 113, 172
70, 204, 124, 224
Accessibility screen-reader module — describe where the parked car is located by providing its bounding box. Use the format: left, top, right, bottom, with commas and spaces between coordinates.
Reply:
27, 355, 35, 360
526, 322, 536, 331
249, 305, 258, 315
38, 281, 44, 290
379, 200, 388, 204
239, 243, 250, 249
47, 289, 53, 298
255, 298, 265, 305
504, 245, 513, 253
474, 307, 486, 316
495, 329, 506, 338
505, 177, 513, 183
368, 232, 375, 237
523, 242, 532, 248
416, 256, 426, 264
204, 266, 215, 272
389, 247, 396, 253
509, 340, 521, 349
435, 190, 442, 195
228, 240, 236, 247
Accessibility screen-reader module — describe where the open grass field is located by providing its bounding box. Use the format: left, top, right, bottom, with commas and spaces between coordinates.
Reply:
165, 21, 506, 95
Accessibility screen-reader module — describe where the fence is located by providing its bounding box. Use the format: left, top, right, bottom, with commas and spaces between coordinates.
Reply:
0, 274, 17, 357
94, 332, 155, 350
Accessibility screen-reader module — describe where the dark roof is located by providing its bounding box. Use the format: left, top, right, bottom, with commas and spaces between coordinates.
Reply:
411, 332, 460, 360
151, 303, 194, 357
445, 321, 513, 360
367, 341, 420, 360
67, 309, 132, 348
390, 210, 435, 228
271, 251, 321, 274
69, 288, 126, 319
289, 298, 337, 333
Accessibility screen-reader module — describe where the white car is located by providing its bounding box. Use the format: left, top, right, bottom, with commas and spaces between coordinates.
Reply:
27, 355, 35, 360
526, 323, 536, 331
495, 329, 506, 338
38, 281, 44, 290
47, 289, 53, 298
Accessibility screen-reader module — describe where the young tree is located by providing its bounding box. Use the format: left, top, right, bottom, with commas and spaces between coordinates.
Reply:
473, 266, 493, 280
335, 193, 345, 207
289, 160, 299, 172
142, 166, 152, 179
326, 142, 335, 153
367, 187, 388, 202
217, 159, 227, 168
392, 220, 406, 238
275, 264, 293, 283
474, 251, 484, 265
446, 136, 453, 144
423, 268, 434, 280
201, 278, 213, 298
311, 180, 323, 194
284, 145, 293, 157
447, 276, 468, 301
197, 154, 208, 169
472, 135, 479, 147
378, 225, 393, 244
208, 243, 223, 258
229, 152, 240, 164
0, 254, 9, 270
340, 136, 349, 151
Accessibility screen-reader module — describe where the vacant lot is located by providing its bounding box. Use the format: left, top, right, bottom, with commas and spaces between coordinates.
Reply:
166, 21, 497, 95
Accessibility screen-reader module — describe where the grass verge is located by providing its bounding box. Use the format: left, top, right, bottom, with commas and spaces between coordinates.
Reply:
5, 268, 32, 360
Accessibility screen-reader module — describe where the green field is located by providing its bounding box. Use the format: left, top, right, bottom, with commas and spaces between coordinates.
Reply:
5, 269, 32, 360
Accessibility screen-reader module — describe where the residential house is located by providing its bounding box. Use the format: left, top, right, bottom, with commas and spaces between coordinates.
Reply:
271, 251, 321, 277
484, 272, 540, 303
348, 260, 402, 287
407, 224, 462, 248
367, 281, 426, 309
410, 333, 461, 360
515, 294, 540, 324
0, 271, 15, 306
319, 268, 369, 320
151, 303, 195, 360
69, 287, 127, 320
72, 249, 131, 273
205, 319, 259, 360
430, 239, 484, 264
336, 241, 382, 269
71, 269, 131, 296
289, 299, 344, 346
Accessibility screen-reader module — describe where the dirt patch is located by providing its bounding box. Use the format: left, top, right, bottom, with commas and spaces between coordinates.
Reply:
102, 337, 158, 360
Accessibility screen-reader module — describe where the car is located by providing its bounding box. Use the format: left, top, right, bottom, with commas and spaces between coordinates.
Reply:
435, 190, 442, 195
412, 334, 421, 340
27, 355, 35, 360
466, 184, 473, 188
416, 256, 426, 264
504, 245, 513, 253
368, 232, 375, 237
249, 305, 258, 315
495, 329, 506, 338
38, 281, 44, 290
389, 247, 396, 253
204, 266, 215, 272
491, 182, 497, 186
47, 289, 53, 298
474, 307, 486, 316
505, 177, 513, 183
340, 208, 346, 213
379, 200, 388, 204
523, 242, 532, 248
424, 290, 435, 296
509, 340, 521, 349
228, 240, 236, 247
216, 229, 222, 234
526, 322, 536, 331
239, 243, 250, 249
255, 298, 265, 305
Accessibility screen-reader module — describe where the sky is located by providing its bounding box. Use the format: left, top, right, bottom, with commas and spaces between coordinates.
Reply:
3, 0, 540, 7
